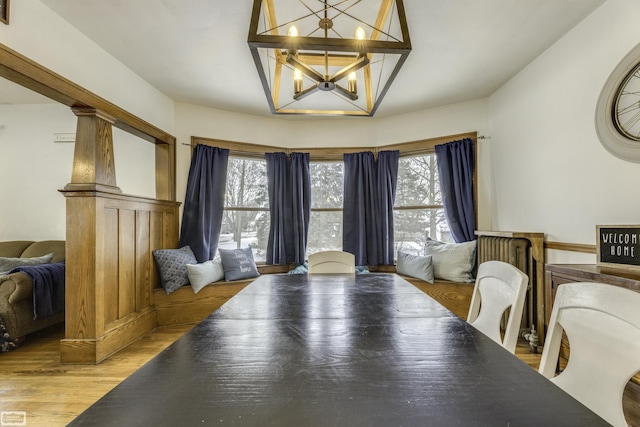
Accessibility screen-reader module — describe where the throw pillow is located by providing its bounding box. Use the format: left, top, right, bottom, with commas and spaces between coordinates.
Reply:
287, 262, 309, 275
153, 246, 198, 295
355, 265, 370, 274
396, 252, 434, 283
0, 253, 54, 276
218, 247, 260, 281
186, 259, 225, 294
424, 238, 477, 282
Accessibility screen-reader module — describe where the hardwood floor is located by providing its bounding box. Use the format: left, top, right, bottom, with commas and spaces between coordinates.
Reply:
0, 324, 637, 426
0, 323, 194, 427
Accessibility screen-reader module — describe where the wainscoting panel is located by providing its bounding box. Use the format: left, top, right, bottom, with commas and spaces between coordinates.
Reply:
61, 191, 179, 364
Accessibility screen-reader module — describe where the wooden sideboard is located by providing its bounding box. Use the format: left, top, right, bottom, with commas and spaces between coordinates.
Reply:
545, 264, 640, 330
545, 263, 640, 392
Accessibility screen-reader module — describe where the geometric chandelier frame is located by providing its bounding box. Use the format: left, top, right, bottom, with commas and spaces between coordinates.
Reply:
248, 0, 411, 116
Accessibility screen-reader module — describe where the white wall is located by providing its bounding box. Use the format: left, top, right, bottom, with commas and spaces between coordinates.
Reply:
0, 104, 73, 240
0, 0, 175, 132
0, 104, 156, 240
488, 0, 640, 263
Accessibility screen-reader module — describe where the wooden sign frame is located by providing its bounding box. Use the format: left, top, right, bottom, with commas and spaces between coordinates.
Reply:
596, 225, 640, 270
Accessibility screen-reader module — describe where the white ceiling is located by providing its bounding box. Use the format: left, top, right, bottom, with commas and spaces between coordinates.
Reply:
5, 0, 606, 118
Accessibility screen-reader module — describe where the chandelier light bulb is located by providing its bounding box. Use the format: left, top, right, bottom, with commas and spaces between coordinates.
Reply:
293, 68, 303, 94
348, 72, 357, 93
288, 25, 298, 37
355, 27, 366, 40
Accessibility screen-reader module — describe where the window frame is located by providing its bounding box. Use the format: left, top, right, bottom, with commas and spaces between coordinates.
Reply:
190, 132, 478, 262
219, 155, 270, 262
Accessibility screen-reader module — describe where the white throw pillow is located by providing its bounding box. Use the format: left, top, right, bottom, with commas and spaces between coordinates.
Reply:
396, 252, 434, 283
186, 259, 225, 294
424, 238, 476, 282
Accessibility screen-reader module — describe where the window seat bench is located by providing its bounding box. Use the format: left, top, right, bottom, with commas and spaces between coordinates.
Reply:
153, 267, 474, 326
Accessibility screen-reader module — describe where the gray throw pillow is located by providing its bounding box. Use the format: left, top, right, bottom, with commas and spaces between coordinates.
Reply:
396, 251, 434, 283
218, 247, 260, 281
0, 253, 54, 276
153, 246, 198, 295
424, 238, 477, 282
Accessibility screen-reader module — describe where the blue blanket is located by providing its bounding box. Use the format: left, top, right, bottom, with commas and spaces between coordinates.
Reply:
10, 262, 65, 319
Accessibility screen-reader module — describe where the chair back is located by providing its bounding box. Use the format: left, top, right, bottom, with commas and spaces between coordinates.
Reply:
467, 260, 528, 353
308, 251, 355, 274
539, 282, 640, 427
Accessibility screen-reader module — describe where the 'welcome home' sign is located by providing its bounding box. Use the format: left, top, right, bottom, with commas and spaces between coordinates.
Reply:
597, 225, 640, 269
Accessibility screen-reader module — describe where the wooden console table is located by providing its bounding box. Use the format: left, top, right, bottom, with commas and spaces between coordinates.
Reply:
545, 264, 640, 328
545, 263, 640, 388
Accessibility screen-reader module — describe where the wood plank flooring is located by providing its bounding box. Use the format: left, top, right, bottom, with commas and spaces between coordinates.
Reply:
1, 324, 637, 426
0, 324, 193, 427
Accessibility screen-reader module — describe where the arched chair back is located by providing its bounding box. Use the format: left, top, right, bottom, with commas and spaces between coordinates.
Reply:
539, 282, 640, 427
467, 260, 528, 353
308, 251, 355, 274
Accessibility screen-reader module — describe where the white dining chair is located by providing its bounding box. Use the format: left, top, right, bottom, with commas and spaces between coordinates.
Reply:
467, 260, 528, 353
308, 250, 355, 274
539, 282, 640, 427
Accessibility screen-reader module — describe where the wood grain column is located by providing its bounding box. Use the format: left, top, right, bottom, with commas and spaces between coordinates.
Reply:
64, 107, 121, 194
61, 108, 122, 363
155, 139, 175, 201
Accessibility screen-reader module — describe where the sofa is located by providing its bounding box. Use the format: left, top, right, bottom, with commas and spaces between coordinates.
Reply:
0, 240, 66, 346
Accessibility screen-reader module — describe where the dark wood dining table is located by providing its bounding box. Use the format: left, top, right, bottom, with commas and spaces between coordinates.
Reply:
69, 273, 608, 426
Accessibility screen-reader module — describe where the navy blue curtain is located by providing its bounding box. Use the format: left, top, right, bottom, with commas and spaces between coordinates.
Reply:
343, 151, 399, 266
266, 152, 310, 265
376, 151, 400, 264
266, 152, 291, 265
179, 145, 229, 262
344, 152, 378, 266
290, 152, 311, 265
435, 138, 475, 243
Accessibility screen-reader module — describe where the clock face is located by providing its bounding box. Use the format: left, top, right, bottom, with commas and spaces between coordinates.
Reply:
595, 41, 640, 162
613, 62, 640, 142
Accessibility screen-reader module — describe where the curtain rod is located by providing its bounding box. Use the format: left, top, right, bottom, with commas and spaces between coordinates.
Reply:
180, 135, 489, 147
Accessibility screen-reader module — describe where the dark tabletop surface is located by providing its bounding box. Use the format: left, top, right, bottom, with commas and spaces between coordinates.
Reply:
68, 273, 608, 426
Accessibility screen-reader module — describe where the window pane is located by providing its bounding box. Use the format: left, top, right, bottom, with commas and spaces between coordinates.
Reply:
395, 154, 441, 207
394, 208, 451, 256
308, 161, 344, 257
225, 157, 269, 208
220, 210, 269, 263
222, 157, 269, 262
307, 211, 342, 254
310, 162, 343, 208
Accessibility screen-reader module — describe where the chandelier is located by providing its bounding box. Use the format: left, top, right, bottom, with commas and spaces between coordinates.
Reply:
248, 0, 411, 117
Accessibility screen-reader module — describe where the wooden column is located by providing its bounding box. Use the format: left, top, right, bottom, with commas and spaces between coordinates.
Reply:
65, 107, 121, 194
155, 139, 175, 201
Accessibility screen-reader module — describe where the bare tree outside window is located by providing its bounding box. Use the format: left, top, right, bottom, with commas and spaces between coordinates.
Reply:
394, 154, 451, 256
221, 157, 269, 262
219, 152, 450, 264
307, 161, 344, 256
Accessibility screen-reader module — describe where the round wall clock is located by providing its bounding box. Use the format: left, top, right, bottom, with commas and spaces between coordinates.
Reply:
595, 42, 640, 162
